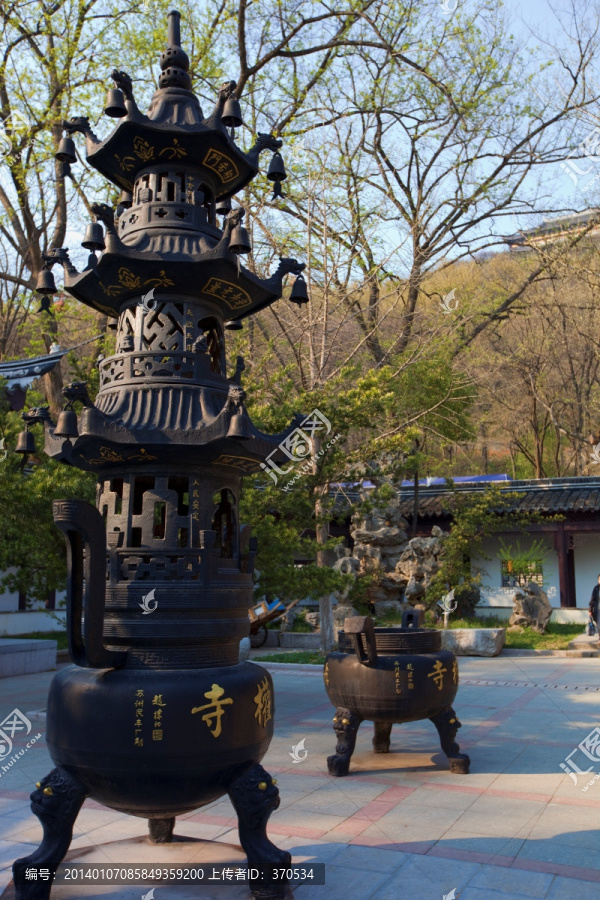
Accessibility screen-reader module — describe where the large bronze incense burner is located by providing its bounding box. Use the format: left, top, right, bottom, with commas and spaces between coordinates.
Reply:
13, 12, 310, 899
324, 615, 471, 777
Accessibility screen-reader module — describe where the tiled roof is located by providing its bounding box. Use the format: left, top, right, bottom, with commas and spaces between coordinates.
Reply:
396, 477, 600, 518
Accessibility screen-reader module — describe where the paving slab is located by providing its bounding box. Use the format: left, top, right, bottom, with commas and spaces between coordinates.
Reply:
3, 658, 600, 898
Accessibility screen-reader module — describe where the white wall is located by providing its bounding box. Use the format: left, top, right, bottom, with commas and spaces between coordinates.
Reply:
473, 534, 558, 603
0, 569, 65, 612
0, 610, 66, 635
470, 533, 588, 623
573, 533, 600, 610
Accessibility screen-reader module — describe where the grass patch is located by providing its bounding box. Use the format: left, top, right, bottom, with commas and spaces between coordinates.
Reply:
290, 619, 314, 633
12, 631, 68, 650
254, 651, 326, 665
447, 616, 582, 649
370, 611, 584, 650
503, 622, 583, 650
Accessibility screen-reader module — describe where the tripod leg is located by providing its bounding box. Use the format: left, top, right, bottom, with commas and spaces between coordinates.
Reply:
228, 763, 290, 900
430, 707, 470, 774
327, 708, 363, 777
13, 767, 87, 900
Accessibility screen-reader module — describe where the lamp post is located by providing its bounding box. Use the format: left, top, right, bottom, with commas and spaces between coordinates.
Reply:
13, 11, 308, 899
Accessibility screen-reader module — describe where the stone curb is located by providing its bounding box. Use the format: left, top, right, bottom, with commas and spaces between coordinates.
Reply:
257, 652, 600, 671
256, 662, 324, 675
501, 648, 600, 657
58, 649, 599, 669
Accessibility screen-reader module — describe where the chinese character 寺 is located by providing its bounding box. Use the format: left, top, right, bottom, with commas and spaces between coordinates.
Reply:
427, 659, 447, 691
191, 683, 233, 737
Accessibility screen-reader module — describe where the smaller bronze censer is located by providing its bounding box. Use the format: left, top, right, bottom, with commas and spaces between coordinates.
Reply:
324, 614, 471, 776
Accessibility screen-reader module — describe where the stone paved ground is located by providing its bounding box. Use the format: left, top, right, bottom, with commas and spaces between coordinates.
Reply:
2, 655, 600, 899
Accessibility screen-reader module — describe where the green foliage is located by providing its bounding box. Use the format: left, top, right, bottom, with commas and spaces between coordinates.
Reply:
289, 611, 315, 633
497, 536, 551, 586
253, 651, 326, 664
239, 481, 348, 602
425, 482, 551, 617
0, 403, 95, 603
14, 631, 68, 651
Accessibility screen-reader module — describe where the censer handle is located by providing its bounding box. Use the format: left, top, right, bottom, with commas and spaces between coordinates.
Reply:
53, 500, 127, 669
343, 616, 378, 667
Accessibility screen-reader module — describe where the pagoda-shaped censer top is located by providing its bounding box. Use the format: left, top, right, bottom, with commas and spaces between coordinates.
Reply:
24, 9, 313, 672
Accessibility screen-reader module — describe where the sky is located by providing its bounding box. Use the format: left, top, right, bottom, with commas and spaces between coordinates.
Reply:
457, 0, 600, 238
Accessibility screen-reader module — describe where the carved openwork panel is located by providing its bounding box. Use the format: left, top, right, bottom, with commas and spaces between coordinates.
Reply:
130, 353, 196, 379
128, 475, 189, 548
133, 169, 215, 208
118, 552, 204, 581
98, 477, 130, 535
111, 304, 224, 374
98, 350, 220, 387
211, 488, 238, 558
99, 356, 125, 387
141, 303, 185, 351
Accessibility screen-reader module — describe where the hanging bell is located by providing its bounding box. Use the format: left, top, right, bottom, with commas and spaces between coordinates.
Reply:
81, 222, 105, 251
289, 272, 309, 305
227, 411, 251, 439
229, 224, 251, 255
15, 428, 35, 455
225, 319, 243, 331
54, 409, 79, 439
35, 268, 57, 295
267, 151, 286, 199
105, 88, 127, 118
216, 196, 232, 216
222, 96, 243, 128
55, 136, 77, 163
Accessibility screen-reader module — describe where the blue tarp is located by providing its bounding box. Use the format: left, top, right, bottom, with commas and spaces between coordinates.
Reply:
332, 475, 510, 489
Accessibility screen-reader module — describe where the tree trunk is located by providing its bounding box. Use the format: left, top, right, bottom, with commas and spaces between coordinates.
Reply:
41, 312, 64, 418
412, 468, 419, 537
313, 434, 334, 654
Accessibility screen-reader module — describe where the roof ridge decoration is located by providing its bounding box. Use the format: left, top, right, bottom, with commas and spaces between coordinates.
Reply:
159, 10, 191, 91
